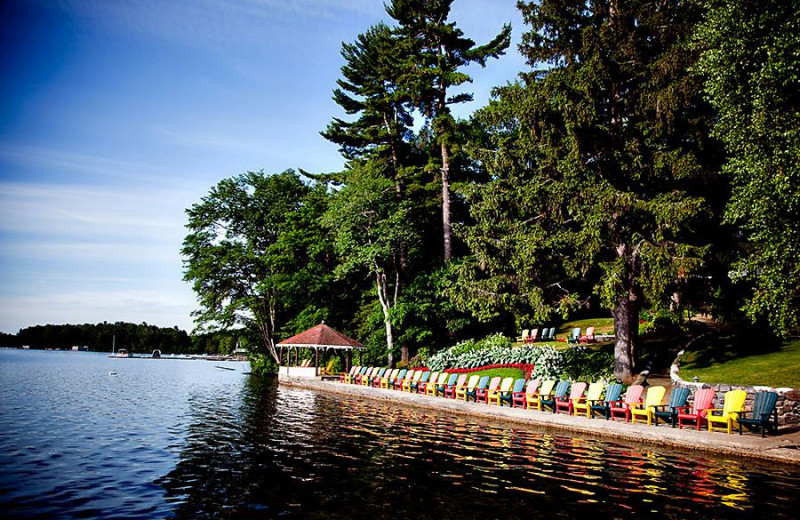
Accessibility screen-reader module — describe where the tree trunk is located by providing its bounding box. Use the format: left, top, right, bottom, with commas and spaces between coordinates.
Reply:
400, 343, 409, 362
441, 141, 452, 262
613, 291, 639, 383
375, 270, 395, 367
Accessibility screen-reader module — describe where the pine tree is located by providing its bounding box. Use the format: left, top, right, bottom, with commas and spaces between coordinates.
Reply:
387, 0, 511, 262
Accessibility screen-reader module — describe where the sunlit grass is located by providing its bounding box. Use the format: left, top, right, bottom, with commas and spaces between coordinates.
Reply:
680, 339, 800, 388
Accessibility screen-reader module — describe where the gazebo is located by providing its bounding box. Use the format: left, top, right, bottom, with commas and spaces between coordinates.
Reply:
276, 321, 364, 378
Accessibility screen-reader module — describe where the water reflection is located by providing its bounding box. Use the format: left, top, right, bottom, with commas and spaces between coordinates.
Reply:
158, 378, 800, 519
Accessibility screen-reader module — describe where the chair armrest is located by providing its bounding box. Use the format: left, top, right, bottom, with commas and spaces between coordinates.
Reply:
587, 399, 605, 405
652, 404, 669, 411
706, 408, 724, 416
608, 400, 624, 406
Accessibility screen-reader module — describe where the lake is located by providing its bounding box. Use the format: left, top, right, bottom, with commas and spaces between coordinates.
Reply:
1, 349, 798, 519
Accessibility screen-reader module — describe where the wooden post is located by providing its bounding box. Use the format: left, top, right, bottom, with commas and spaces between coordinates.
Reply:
315, 348, 319, 376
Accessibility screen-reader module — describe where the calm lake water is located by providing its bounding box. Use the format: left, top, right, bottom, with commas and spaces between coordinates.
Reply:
1, 349, 798, 519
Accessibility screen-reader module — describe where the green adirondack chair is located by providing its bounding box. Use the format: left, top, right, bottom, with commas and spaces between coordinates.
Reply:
737, 391, 780, 437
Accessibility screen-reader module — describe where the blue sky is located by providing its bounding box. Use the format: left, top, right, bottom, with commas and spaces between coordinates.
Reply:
0, 0, 527, 334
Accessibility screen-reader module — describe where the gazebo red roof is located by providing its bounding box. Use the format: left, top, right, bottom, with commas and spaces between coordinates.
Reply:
277, 322, 364, 349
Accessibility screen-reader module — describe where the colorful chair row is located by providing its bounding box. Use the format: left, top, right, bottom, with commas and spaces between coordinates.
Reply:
340, 367, 780, 436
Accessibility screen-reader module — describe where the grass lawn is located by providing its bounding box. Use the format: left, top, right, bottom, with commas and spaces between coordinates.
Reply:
680, 338, 800, 388
462, 367, 525, 379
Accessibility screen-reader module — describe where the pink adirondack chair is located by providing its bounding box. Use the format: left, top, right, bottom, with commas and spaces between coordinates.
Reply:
526, 329, 539, 343
579, 326, 596, 343
555, 382, 587, 414
445, 374, 468, 399
609, 385, 644, 422
514, 379, 540, 408
677, 388, 716, 431
477, 377, 501, 404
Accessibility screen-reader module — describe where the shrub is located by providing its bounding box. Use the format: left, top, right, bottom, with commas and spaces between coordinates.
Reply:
250, 354, 278, 376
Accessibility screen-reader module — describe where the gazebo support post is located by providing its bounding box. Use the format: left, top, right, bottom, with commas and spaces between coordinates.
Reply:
315, 348, 319, 376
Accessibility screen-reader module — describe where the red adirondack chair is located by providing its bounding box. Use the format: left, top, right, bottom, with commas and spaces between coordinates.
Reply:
445, 374, 468, 399
608, 385, 644, 422
513, 379, 540, 408
555, 382, 587, 414
677, 388, 716, 431
477, 377, 501, 404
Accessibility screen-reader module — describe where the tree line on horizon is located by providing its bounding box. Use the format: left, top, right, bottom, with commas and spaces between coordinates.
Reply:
0, 322, 244, 355
181, 0, 799, 382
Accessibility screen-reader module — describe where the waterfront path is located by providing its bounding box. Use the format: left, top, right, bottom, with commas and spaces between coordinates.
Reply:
280, 377, 800, 466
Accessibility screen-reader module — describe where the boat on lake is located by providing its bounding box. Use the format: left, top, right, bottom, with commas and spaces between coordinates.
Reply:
113, 349, 132, 358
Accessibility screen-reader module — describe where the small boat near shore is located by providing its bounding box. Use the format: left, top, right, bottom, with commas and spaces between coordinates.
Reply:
111, 348, 133, 358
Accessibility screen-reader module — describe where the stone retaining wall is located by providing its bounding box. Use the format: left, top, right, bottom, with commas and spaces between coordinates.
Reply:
670, 336, 799, 426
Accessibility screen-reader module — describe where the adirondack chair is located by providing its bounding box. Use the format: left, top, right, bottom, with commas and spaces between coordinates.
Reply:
528, 379, 556, 411
426, 372, 447, 395
379, 369, 399, 389
526, 329, 539, 343
556, 381, 587, 414
488, 377, 515, 406
445, 374, 469, 399
516, 329, 530, 342
390, 369, 408, 390
541, 327, 556, 342
513, 378, 539, 408
579, 327, 596, 343
653, 387, 691, 427
630, 386, 667, 425
368, 367, 387, 387
541, 380, 571, 412
467, 376, 490, 402
432, 372, 454, 397
572, 382, 605, 418
409, 370, 430, 393
738, 391, 780, 437
677, 388, 715, 431
479, 377, 502, 404
567, 327, 582, 345
457, 375, 480, 401
418, 371, 438, 394
353, 366, 370, 385
590, 383, 623, 419
707, 389, 748, 434
341, 365, 358, 383
500, 378, 527, 407
402, 370, 421, 392
609, 385, 644, 422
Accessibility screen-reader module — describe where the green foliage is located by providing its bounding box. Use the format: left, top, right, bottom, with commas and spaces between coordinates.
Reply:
14, 322, 191, 353
182, 170, 334, 361
458, 0, 722, 381
696, 0, 800, 336
250, 354, 278, 377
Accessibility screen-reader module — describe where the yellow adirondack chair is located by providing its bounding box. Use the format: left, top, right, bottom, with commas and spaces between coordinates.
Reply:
572, 382, 605, 418
488, 377, 514, 405
707, 389, 748, 434
380, 369, 399, 389
418, 371, 439, 394
361, 367, 377, 386
528, 379, 556, 411
630, 386, 667, 425
402, 370, 422, 392
427, 372, 448, 396
457, 375, 480, 401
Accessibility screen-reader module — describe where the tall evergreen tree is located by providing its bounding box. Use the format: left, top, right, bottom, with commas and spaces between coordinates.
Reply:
697, 0, 800, 335
459, 0, 720, 381
387, 0, 511, 262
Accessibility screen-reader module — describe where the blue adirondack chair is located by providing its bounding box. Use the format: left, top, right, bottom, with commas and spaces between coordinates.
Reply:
567, 327, 582, 345
541, 380, 570, 412
500, 378, 527, 407
466, 376, 490, 402
653, 386, 691, 427
409, 370, 430, 393
590, 383, 623, 419
737, 391, 780, 437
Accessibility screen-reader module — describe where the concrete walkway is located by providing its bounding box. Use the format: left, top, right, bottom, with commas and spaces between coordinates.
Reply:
280, 377, 800, 467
